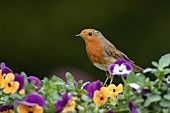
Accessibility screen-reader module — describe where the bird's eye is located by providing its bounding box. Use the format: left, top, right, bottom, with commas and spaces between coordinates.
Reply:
88, 32, 92, 36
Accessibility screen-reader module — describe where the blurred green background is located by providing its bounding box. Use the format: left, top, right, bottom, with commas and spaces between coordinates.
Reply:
0, 1, 170, 82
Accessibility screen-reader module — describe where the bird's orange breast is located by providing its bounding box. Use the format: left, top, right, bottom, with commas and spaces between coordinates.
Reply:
84, 37, 107, 64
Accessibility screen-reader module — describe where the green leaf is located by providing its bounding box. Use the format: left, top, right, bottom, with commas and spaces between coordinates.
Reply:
65, 72, 74, 87
144, 95, 161, 107
51, 75, 65, 86
152, 61, 159, 67
77, 105, 85, 113
163, 94, 170, 100
81, 94, 92, 103
76, 80, 83, 90
143, 68, 153, 73
159, 100, 170, 107
159, 53, 170, 68
162, 108, 170, 113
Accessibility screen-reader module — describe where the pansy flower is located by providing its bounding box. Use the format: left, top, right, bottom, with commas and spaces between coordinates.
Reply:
93, 87, 109, 107
108, 84, 123, 98
129, 83, 151, 100
28, 76, 41, 91
164, 73, 170, 86
129, 83, 151, 94
128, 101, 138, 113
83, 80, 101, 98
0, 62, 13, 88
0, 104, 13, 113
109, 58, 132, 76
1, 73, 19, 94
14, 73, 25, 94
0, 63, 19, 94
55, 94, 76, 113
17, 93, 45, 113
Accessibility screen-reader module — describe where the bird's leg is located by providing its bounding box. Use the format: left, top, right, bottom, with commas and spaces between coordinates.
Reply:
103, 72, 110, 86
109, 75, 114, 84
103, 76, 109, 86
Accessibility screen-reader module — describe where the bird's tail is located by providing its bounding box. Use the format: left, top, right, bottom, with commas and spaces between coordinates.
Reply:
131, 63, 144, 72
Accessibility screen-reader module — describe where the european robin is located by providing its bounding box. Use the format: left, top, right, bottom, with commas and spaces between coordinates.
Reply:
76, 29, 143, 85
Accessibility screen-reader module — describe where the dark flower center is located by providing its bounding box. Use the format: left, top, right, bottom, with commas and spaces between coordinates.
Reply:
119, 70, 123, 72
113, 89, 116, 92
8, 83, 11, 87
28, 106, 33, 113
100, 97, 104, 100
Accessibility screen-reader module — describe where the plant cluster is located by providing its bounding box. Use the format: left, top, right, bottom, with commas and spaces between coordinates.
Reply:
0, 54, 170, 113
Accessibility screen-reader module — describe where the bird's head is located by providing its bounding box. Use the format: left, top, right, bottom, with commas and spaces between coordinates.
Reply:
76, 29, 103, 42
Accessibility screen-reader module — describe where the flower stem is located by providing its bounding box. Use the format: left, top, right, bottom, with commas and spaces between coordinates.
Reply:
121, 77, 126, 83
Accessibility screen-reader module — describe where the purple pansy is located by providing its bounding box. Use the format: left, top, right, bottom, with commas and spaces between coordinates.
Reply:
0, 104, 13, 112
128, 101, 138, 113
17, 93, 45, 107
14, 73, 24, 91
109, 58, 132, 76
55, 94, 71, 113
106, 110, 114, 113
28, 76, 41, 91
83, 80, 101, 98
81, 81, 90, 89
0, 62, 13, 75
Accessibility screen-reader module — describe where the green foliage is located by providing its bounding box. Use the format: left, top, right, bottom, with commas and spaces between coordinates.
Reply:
0, 53, 170, 113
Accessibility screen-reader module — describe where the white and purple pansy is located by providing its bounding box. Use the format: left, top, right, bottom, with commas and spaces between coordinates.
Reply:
109, 58, 132, 76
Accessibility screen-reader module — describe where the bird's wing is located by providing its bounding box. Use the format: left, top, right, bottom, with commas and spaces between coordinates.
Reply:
103, 40, 134, 63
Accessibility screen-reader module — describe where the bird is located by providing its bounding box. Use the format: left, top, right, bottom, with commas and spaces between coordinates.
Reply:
76, 29, 143, 85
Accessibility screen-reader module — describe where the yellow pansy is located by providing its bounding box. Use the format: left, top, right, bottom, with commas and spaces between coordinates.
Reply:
17, 104, 43, 113
93, 87, 109, 107
0, 70, 2, 87
1, 73, 19, 94
108, 84, 123, 98
62, 97, 78, 113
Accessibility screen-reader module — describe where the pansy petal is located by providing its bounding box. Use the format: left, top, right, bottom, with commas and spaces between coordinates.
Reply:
33, 105, 43, 113
25, 93, 45, 107
0, 105, 13, 112
86, 80, 101, 98
82, 81, 90, 90
62, 99, 76, 113
17, 104, 29, 113
55, 94, 71, 113
28, 76, 40, 86
17, 101, 36, 106
117, 84, 123, 93
11, 81, 20, 94
14, 73, 24, 91
0, 63, 13, 75
128, 101, 138, 113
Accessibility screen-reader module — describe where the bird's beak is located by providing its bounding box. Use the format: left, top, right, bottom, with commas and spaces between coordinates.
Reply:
75, 34, 82, 37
